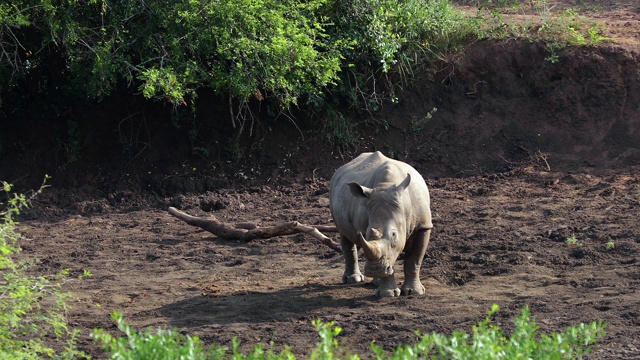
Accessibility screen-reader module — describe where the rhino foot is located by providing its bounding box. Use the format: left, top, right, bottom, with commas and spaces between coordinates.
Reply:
374, 276, 400, 297
343, 272, 365, 284
376, 287, 401, 297
401, 281, 426, 296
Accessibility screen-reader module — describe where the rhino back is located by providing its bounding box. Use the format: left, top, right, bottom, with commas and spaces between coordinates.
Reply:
329, 152, 432, 242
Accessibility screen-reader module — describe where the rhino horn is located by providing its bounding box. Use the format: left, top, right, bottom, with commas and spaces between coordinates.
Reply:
358, 232, 382, 261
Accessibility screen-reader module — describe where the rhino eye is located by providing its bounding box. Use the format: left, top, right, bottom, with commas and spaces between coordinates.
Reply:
390, 231, 398, 247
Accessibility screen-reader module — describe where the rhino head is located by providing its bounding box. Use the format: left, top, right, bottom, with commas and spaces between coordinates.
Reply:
347, 174, 411, 278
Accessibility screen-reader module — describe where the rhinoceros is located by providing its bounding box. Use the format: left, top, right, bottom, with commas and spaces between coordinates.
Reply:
329, 151, 433, 297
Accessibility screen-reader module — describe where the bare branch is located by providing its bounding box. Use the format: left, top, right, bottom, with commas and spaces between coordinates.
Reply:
168, 207, 341, 252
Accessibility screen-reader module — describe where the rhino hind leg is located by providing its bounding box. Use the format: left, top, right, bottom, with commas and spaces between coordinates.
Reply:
341, 236, 365, 284
401, 228, 431, 296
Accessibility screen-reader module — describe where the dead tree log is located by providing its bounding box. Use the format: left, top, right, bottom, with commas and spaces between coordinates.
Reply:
168, 207, 341, 252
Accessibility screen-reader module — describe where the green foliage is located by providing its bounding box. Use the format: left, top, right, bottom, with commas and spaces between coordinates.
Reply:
537, 8, 613, 48
410, 107, 437, 134
605, 240, 615, 251
193, 146, 210, 159
378, 304, 606, 359
310, 319, 356, 360
1, 0, 471, 139
323, 0, 471, 114
327, 0, 469, 73
0, 177, 88, 359
0, 0, 615, 145
93, 312, 297, 359
95, 305, 605, 360
93, 312, 211, 360
55, 119, 83, 164
322, 110, 359, 151
226, 133, 244, 163
1, 0, 346, 110
565, 235, 581, 247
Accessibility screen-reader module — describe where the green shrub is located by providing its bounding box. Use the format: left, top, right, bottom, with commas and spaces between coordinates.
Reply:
378, 304, 606, 359
1, 0, 470, 138
0, 177, 88, 359
321, 0, 471, 114
1, 0, 346, 112
92, 312, 296, 360
92, 312, 211, 360
94, 304, 605, 359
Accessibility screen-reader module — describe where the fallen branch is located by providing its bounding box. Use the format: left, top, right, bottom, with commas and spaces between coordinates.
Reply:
168, 207, 341, 252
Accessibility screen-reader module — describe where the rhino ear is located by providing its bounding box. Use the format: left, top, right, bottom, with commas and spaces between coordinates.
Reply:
370, 228, 383, 240
397, 173, 411, 191
348, 182, 373, 198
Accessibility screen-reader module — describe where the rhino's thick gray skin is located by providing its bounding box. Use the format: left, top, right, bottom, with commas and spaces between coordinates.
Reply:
330, 151, 433, 297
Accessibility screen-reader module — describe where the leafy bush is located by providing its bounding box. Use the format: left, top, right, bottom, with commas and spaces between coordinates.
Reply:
0, 177, 87, 359
320, 0, 471, 114
94, 304, 605, 359
1, 0, 470, 136
1, 1, 345, 109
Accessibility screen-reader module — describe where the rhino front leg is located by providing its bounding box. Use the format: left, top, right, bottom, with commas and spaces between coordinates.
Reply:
401, 228, 431, 296
341, 236, 365, 284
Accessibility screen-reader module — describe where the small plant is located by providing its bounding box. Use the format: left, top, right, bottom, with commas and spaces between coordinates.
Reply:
55, 119, 83, 164
225, 134, 244, 163
410, 107, 437, 134
565, 235, 581, 247
193, 146, 211, 158
605, 240, 615, 251
544, 41, 563, 63
587, 26, 614, 45
322, 110, 359, 151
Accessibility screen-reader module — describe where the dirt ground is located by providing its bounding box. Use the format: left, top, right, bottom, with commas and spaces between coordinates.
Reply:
6, 1, 640, 359
20, 165, 640, 358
